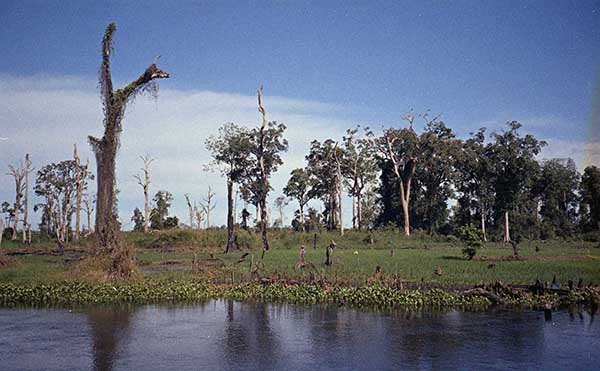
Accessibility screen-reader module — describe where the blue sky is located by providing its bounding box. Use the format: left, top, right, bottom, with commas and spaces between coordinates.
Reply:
1, 1, 599, 228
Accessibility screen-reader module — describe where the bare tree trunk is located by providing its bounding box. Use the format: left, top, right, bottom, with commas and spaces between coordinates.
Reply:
299, 203, 305, 232
357, 192, 363, 231
257, 86, 270, 252
352, 195, 356, 230
480, 202, 487, 242
73, 145, 88, 242
332, 145, 344, 236
504, 211, 511, 243
0, 219, 4, 248
337, 180, 344, 237
134, 155, 153, 233
22, 154, 32, 244
225, 177, 236, 253
202, 187, 215, 228
184, 194, 194, 228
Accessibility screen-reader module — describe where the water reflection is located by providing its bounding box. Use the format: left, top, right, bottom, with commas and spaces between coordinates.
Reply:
1, 303, 599, 370
222, 301, 282, 369
86, 305, 135, 371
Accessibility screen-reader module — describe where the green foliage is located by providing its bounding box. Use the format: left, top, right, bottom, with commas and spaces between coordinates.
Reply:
457, 224, 484, 259
150, 191, 175, 230
581, 165, 600, 231
131, 207, 144, 232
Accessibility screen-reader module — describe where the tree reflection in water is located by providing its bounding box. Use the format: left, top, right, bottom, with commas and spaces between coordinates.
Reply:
87, 305, 135, 371
222, 300, 282, 369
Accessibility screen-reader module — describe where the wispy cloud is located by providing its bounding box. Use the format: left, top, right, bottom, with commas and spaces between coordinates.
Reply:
0, 74, 350, 229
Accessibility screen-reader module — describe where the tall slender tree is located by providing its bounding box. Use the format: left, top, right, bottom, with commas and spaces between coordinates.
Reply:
73, 145, 91, 241
21, 154, 33, 244
244, 87, 288, 252
88, 23, 169, 266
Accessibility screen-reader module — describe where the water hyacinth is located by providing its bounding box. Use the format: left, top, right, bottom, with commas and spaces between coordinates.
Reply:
2, 280, 596, 309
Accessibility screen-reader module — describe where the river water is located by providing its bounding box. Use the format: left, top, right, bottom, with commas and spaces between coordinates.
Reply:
1, 301, 598, 370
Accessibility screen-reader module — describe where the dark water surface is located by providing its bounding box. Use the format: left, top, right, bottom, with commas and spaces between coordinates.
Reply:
1, 301, 599, 370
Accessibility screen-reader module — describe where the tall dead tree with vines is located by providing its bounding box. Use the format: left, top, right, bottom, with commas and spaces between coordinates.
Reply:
89, 23, 169, 276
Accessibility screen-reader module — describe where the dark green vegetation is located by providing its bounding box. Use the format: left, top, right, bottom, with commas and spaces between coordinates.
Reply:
1, 229, 599, 309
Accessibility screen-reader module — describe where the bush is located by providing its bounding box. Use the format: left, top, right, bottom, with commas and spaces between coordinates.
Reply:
456, 224, 484, 260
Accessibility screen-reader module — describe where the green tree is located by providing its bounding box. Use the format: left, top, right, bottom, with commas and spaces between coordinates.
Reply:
413, 120, 459, 233
150, 191, 173, 230
454, 128, 495, 240
305, 139, 339, 230
34, 160, 90, 253
581, 165, 600, 231
535, 158, 580, 237
283, 168, 312, 231
240, 89, 288, 252
488, 122, 545, 242
206, 123, 252, 253
370, 113, 421, 236
342, 127, 378, 230
131, 207, 145, 232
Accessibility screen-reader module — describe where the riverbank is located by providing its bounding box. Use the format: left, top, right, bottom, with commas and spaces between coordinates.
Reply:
1, 230, 599, 309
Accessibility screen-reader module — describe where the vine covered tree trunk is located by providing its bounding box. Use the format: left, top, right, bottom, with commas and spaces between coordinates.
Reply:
89, 23, 168, 273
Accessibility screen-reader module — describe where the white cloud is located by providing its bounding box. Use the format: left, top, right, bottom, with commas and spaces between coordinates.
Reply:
0, 75, 350, 230
1, 75, 597, 232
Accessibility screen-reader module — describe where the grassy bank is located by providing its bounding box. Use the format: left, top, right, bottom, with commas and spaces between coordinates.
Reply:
1, 229, 599, 308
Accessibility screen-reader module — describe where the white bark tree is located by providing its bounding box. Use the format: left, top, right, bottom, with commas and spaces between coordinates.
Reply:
133, 155, 154, 233
7, 162, 25, 241
200, 187, 216, 228
22, 154, 33, 244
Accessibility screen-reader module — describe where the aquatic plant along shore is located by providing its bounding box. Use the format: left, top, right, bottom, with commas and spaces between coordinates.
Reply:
1, 279, 599, 311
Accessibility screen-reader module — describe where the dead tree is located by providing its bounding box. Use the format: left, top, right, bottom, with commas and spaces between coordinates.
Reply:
257, 86, 270, 250
7, 162, 25, 241
73, 145, 89, 242
200, 187, 216, 228
83, 196, 95, 236
193, 202, 205, 230
184, 194, 195, 228
0, 218, 3, 248
331, 143, 344, 237
133, 155, 154, 233
22, 154, 33, 244
88, 23, 169, 258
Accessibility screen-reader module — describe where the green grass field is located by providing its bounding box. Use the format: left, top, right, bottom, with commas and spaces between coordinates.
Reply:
1, 229, 599, 288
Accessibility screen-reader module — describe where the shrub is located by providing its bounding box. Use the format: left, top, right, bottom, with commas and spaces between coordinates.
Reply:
457, 224, 484, 260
